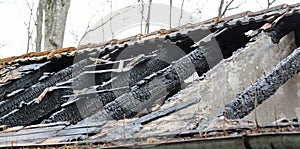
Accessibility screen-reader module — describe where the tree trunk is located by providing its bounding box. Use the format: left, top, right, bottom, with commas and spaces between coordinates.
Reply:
44, 0, 71, 51
145, 0, 152, 34
178, 0, 184, 26
35, 0, 44, 52
169, 0, 172, 29
218, 0, 224, 17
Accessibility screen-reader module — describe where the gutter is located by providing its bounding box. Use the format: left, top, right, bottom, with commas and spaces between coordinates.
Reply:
3, 131, 299, 148
102, 132, 300, 149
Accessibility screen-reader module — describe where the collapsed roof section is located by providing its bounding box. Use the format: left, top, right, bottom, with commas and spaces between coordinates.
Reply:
0, 3, 300, 148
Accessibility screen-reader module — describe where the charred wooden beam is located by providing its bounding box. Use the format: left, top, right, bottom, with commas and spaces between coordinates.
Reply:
267, 13, 300, 46
45, 90, 118, 124
58, 36, 206, 122
0, 63, 48, 102
0, 87, 73, 127
74, 37, 198, 90
47, 58, 172, 123
2, 4, 295, 129
220, 46, 300, 119
75, 18, 292, 125
0, 46, 116, 104
48, 31, 214, 124
0, 59, 92, 118
101, 57, 170, 89
128, 98, 199, 126
0, 56, 75, 102
52, 22, 260, 122
74, 46, 210, 126
218, 13, 300, 120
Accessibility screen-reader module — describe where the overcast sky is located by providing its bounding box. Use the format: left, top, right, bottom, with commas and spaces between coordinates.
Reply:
0, 0, 298, 58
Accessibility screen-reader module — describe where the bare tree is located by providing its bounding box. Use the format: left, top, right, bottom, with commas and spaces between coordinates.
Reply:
169, 0, 172, 29
110, 0, 114, 39
78, 10, 126, 45
144, 0, 152, 34
35, 0, 44, 52
178, 0, 184, 26
255, 0, 264, 9
101, 16, 105, 42
35, 0, 71, 51
267, 0, 276, 8
218, 0, 242, 17
138, 0, 145, 34
24, 0, 35, 53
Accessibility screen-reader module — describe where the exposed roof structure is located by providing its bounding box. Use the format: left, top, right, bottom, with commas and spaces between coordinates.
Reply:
1, 3, 300, 148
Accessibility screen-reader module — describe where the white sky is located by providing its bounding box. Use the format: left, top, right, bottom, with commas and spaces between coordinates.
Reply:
0, 0, 298, 58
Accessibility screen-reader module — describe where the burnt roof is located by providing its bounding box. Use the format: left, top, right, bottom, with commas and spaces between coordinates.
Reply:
1, 3, 300, 148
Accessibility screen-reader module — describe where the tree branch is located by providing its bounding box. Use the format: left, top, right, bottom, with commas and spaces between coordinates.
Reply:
144, 0, 152, 34
110, 0, 114, 39
35, 0, 44, 52
24, 0, 35, 53
169, 0, 172, 29
178, 0, 184, 26
78, 3, 136, 46
138, 0, 145, 34
218, 0, 224, 17
267, 0, 276, 8
221, 0, 235, 17
227, 2, 243, 11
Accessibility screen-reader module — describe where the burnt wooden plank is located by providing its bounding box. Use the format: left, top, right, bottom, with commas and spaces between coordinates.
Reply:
74, 38, 193, 90
0, 59, 92, 119
75, 18, 266, 126
0, 131, 57, 143
221, 46, 300, 119
0, 124, 66, 144
55, 127, 101, 136
16, 125, 65, 135
0, 126, 23, 138
0, 62, 50, 102
46, 90, 118, 124
24, 121, 69, 129
76, 46, 210, 126
128, 98, 199, 126
47, 31, 210, 124
0, 88, 72, 127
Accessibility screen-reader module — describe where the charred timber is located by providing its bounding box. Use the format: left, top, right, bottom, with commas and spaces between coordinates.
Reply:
54, 23, 260, 124
0, 56, 74, 102
46, 57, 182, 123
78, 47, 209, 126
267, 13, 300, 46
51, 35, 204, 122
221, 47, 300, 119
73, 36, 198, 90
0, 88, 73, 127
0, 59, 92, 118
